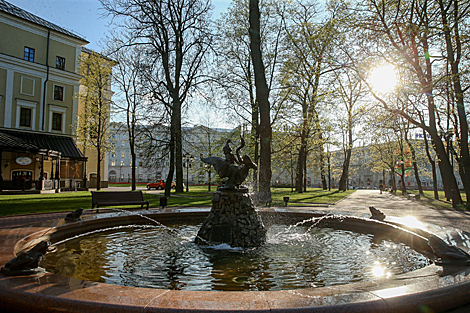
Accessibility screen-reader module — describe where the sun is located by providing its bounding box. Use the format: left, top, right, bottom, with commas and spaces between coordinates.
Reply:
369, 65, 398, 94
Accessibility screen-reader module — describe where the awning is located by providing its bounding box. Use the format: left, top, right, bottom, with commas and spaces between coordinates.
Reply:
0, 129, 86, 160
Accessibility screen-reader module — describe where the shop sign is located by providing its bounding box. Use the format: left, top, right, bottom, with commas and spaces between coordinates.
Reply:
15, 156, 32, 165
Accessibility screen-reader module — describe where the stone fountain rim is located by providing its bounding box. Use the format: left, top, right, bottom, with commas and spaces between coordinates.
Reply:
1, 208, 470, 313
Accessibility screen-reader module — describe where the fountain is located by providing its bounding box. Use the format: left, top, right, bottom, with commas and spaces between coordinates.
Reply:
195, 137, 266, 248
1, 140, 470, 312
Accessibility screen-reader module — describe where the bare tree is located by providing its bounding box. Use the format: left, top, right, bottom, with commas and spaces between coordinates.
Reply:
101, 0, 213, 194
108, 44, 148, 190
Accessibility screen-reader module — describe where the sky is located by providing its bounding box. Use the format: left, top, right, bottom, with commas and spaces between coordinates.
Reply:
6, 0, 232, 51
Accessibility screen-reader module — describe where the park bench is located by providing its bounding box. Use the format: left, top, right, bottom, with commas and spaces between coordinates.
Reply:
91, 190, 149, 211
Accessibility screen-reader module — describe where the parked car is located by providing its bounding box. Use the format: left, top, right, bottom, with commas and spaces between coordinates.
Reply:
147, 180, 165, 190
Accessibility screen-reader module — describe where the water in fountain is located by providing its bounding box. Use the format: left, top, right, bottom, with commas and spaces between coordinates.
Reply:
40, 217, 431, 291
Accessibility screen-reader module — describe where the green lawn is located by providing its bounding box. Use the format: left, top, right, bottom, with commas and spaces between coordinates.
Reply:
270, 188, 355, 206
406, 190, 468, 210
0, 187, 357, 217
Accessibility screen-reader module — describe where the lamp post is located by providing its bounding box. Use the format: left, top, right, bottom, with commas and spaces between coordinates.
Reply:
184, 153, 193, 192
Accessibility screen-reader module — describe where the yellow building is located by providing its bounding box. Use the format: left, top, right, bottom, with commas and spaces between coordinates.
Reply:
0, 0, 89, 192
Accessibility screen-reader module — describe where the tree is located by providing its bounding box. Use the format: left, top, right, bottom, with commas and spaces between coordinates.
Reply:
279, 0, 343, 192
332, 68, 368, 191
101, 0, 213, 194
108, 45, 148, 191
78, 50, 115, 190
351, 0, 466, 204
213, 0, 285, 192
249, 0, 272, 202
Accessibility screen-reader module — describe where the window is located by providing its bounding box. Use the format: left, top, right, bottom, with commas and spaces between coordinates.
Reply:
19, 107, 32, 127
139, 161, 143, 167
111, 161, 116, 166
130, 160, 132, 167
120, 160, 124, 166
48, 105, 67, 133
51, 112, 62, 131
111, 153, 115, 158
24, 47, 35, 62
121, 152, 125, 158
53, 85, 64, 101
16, 100, 37, 130
56, 56, 65, 70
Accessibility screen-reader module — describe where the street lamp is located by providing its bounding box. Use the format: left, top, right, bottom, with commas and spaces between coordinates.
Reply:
184, 153, 193, 192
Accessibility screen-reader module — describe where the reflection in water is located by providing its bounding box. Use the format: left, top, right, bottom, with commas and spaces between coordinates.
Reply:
41, 222, 431, 291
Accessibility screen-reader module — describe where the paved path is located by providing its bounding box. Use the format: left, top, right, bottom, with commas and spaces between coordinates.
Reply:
330, 190, 470, 313
331, 190, 470, 233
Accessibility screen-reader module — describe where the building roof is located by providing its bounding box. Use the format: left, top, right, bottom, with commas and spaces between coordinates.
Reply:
0, 129, 86, 160
0, 131, 42, 153
0, 0, 88, 43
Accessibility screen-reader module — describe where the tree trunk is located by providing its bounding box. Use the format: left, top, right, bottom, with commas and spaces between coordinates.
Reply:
249, 0, 272, 203
423, 130, 439, 199
390, 167, 397, 194
406, 137, 423, 195
320, 148, 327, 190
165, 121, 175, 198
131, 152, 136, 191
97, 149, 101, 191
429, 131, 461, 203
249, 61, 259, 192
295, 144, 305, 193
438, 0, 469, 206
338, 148, 351, 191
400, 163, 407, 195
174, 98, 184, 193
304, 152, 307, 192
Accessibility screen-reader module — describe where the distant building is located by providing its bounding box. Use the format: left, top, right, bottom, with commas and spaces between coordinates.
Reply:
316, 142, 461, 190
107, 124, 235, 185
0, 0, 89, 192
108, 124, 158, 183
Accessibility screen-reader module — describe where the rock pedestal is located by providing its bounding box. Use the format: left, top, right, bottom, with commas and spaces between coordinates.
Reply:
195, 189, 266, 248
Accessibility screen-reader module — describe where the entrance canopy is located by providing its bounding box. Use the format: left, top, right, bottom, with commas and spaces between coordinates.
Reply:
0, 129, 86, 160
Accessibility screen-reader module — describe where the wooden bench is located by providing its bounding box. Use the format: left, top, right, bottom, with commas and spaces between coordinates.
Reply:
91, 191, 149, 211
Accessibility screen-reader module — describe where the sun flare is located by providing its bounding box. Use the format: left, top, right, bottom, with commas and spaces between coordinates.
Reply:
370, 65, 398, 93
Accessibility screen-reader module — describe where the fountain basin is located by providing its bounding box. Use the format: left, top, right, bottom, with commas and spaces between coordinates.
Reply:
1, 208, 470, 312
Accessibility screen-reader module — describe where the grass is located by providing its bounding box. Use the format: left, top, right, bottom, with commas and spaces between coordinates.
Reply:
0, 187, 213, 217
270, 188, 355, 206
1, 186, 465, 217
0, 186, 356, 217
405, 189, 468, 210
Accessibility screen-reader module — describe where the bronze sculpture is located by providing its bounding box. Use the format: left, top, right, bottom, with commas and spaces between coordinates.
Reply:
201, 136, 257, 190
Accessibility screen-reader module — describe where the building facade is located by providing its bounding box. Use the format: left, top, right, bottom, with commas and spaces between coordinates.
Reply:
0, 0, 88, 191
107, 125, 157, 183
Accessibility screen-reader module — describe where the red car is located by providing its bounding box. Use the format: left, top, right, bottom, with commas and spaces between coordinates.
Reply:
147, 180, 165, 190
